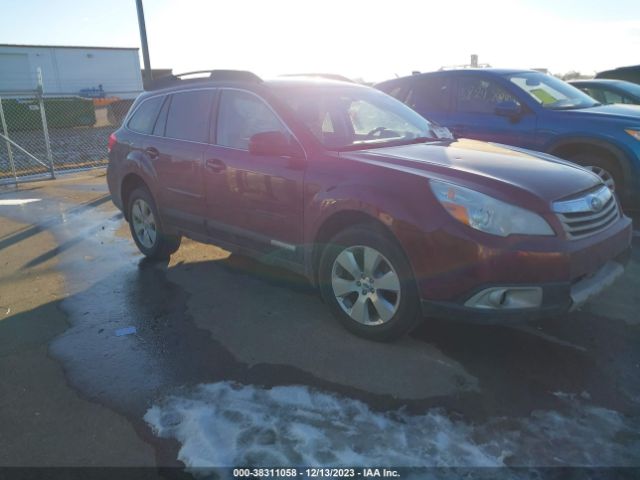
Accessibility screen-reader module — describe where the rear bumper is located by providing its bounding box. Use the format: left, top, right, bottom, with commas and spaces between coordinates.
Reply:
106, 161, 124, 212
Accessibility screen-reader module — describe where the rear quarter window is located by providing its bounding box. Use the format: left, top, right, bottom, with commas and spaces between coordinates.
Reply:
127, 96, 164, 134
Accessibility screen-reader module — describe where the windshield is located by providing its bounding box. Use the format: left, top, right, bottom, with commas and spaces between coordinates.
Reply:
505, 72, 600, 110
271, 84, 438, 150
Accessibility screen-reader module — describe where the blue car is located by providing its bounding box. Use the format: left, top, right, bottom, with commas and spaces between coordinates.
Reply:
376, 69, 640, 209
569, 79, 640, 106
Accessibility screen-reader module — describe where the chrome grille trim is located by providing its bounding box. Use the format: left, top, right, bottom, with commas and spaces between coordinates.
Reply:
553, 186, 620, 240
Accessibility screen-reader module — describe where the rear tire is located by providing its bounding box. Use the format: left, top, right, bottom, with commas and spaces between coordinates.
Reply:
318, 224, 421, 341
127, 186, 181, 260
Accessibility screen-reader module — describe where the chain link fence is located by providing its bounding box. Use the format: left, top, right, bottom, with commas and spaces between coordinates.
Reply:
0, 83, 140, 185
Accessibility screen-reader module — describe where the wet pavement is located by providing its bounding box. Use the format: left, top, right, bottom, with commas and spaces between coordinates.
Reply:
0, 171, 639, 472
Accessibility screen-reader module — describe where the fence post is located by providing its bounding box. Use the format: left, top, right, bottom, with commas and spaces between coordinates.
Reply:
36, 67, 55, 179
0, 96, 19, 186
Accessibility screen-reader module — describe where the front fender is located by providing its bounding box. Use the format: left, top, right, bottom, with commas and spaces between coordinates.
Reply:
303, 178, 446, 283
306, 182, 435, 243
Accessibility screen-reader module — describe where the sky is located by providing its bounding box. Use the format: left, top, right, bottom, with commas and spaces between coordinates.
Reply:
1, 0, 639, 82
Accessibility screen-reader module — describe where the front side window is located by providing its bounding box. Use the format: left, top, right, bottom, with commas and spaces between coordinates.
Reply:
216, 90, 287, 150
273, 85, 434, 150
128, 95, 164, 134
506, 72, 598, 110
165, 90, 215, 143
456, 77, 518, 114
601, 89, 632, 105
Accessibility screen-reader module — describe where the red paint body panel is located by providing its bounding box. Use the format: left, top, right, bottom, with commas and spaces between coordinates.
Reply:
107, 78, 633, 319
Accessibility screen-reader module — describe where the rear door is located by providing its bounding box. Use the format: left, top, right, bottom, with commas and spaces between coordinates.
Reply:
450, 75, 537, 148
152, 89, 216, 233
404, 74, 453, 126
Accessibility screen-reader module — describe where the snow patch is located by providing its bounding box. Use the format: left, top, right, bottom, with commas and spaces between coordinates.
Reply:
0, 198, 41, 206
145, 383, 640, 469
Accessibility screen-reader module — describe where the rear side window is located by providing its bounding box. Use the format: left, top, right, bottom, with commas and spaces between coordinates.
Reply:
128, 96, 164, 134
456, 77, 519, 114
165, 90, 215, 142
407, 76, 452, 113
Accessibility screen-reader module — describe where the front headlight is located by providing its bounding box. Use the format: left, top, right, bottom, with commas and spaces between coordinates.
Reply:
429, 179, 554, 237
625, 129, 640, 141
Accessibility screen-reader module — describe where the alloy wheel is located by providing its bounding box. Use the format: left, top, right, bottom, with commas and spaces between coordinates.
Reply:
131, 198, 157, 249
331, 245, 401, 326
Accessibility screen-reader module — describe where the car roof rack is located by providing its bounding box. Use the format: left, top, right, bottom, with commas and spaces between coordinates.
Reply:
149, 70, 262, 90
438, 63, 492, 71
280, 73, 354, 83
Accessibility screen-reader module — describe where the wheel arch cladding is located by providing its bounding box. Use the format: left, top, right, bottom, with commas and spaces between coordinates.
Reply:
121, 173, 150, 221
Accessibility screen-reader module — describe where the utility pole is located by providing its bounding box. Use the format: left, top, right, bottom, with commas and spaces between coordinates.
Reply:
135, 0, 153, 88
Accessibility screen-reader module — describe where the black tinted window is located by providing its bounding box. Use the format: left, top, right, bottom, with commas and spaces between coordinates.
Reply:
216, 90, 287, 150
385, 83, 409, 102
408, 76, 451, 113
165, 90, 215, 142
456, 77, 518, 114
582, 87, 606, 103
128, 96, 164, 134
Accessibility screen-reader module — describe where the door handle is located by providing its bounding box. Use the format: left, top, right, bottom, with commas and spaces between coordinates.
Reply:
205, 158, 226, 173
145, 146, 159, 159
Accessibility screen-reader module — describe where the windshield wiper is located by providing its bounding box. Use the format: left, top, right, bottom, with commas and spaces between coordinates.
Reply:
337, 136, 439, 151
405, 136, 439, 144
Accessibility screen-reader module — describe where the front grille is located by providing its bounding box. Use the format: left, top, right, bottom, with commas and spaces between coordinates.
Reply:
553, 186, 620, 240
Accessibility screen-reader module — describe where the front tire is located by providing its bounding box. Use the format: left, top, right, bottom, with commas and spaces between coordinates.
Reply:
127, 186, 181, 260
319, 224, 421, 341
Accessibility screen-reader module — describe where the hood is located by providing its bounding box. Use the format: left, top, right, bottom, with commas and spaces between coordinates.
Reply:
339, 139, 602, 203
559, 103, 640, 122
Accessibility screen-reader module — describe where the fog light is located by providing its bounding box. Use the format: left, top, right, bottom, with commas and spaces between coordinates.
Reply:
464, 287, 543, 309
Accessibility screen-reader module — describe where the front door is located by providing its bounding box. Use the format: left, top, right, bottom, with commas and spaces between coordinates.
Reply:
204, 89, 305, 258
449, 76, 537, 148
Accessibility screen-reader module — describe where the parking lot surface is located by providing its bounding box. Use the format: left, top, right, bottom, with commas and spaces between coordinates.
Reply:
0, 171, 639, 470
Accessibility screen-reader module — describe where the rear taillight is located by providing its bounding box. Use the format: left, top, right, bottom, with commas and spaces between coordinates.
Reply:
108, 132, 117, 153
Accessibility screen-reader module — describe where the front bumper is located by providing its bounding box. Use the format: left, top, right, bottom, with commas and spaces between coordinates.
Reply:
420, 248, 630, 323
414, 216, 633, 323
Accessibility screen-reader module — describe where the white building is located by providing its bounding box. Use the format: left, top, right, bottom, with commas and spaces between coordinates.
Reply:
0, 44, 143, 98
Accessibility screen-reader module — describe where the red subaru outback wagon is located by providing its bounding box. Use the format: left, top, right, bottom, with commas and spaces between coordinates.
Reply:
107, 71, 632, 341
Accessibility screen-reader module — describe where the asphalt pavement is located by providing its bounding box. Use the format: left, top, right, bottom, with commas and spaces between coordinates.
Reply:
0, 171, 639, 472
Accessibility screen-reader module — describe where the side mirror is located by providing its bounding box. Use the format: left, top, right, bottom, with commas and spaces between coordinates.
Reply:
249, 131, 303, 158
495, 100, 522, 119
